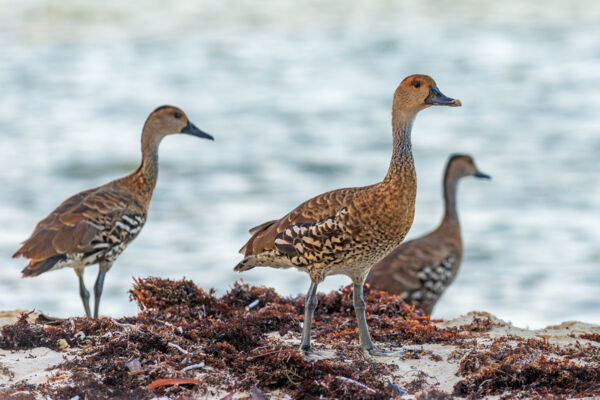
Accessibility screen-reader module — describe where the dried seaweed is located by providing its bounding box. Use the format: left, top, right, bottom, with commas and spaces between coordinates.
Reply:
577, 332, 600, 343
459, 316, 496, 333
453, 338, 600, 398
2, 278, 599, 399
404, 371, 431, 393
1, 278, 427, 399
0, 312, 73, 351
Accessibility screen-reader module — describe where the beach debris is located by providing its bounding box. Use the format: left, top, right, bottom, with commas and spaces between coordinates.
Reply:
247, 299, 260, 311
335, 376, 376, 393
181, 362, 205, 372
148, 378, 202, 390
0, 277, 598, 399
73, 331, 86, 340
453, 338, 600, 397
125, 358, 142, 372
57, 339, 71, 352
36, 313, 65, 325
388, 381, 407, 396
577, 332, 600, 342
167, 342, 190, 355
250, 385, 266, 400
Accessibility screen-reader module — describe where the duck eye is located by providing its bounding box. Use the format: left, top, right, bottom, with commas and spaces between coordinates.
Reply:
412, 81, 421, 88
174, 112, 182, 119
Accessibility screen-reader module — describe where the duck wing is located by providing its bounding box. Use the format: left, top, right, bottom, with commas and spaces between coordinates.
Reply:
14, 184, 145, 275
239, 187, 359, 257
368, 234, 460, 293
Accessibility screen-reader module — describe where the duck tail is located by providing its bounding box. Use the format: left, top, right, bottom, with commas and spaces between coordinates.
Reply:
234, 257, 258, 272
21, 256, 62, 277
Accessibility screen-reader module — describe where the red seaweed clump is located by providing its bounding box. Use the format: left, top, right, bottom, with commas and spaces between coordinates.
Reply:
2, 278, 598, 399
0, 312, 72, 351
453, 337, 600, 398
308, 284, 466, 349
130, 277, 225, 314
577, 332, 600, 343
0, 278, 429, 399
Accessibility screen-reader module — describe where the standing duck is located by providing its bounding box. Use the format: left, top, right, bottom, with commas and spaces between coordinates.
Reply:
235, 75, 461, 355
13, 106, 213, 318
366, 154, 490, 314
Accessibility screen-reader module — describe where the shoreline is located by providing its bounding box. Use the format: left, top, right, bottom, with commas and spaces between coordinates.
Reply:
1, 279, 599, 399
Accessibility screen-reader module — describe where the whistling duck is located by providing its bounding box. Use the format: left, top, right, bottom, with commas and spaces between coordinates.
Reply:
235, 75, 461, 356
366, 154, 490, 314
13, 106, 213, 318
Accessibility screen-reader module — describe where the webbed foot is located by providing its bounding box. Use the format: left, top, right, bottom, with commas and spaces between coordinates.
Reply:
301, 346, 335, 360
363, 347, 403, 358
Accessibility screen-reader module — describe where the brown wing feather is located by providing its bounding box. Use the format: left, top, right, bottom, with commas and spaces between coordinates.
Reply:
240, 187, 359, 257
248, 220, 277, 235
272, 206, 357, 266
14, 184, 142, 263
30, 189, 94, 233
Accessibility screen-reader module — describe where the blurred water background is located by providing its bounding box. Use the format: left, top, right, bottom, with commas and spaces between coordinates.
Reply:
0, 0, 599, 328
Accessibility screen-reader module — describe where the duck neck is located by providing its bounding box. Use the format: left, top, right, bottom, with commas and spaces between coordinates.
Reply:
385, 110, 416, 180
133, 131, 163, 196
443, 170, 461, 225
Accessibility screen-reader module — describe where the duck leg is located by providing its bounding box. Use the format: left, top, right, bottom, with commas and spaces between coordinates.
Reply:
299, 281, 319, 352
353, 282, 374, 350
353, 282, 398, 356
93, 262, 112, 319
75, 268, 91, 318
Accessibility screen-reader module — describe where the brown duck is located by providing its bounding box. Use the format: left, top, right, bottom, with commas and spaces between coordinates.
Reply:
13, 106, 213, 318
366, 154, 490, 314
235, 74, 461, 355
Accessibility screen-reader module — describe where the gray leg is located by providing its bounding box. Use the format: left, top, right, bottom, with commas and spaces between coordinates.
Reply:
76, 270, 91, 318
93, 270, 106, 319
353, 282, 375, 351
353, 282, 399, 357
93, 263, 111, 319
300, 281, 319, 352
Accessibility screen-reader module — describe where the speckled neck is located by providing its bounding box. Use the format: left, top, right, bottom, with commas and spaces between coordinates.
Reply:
128, 129, 164, 203
385, 111, 416, 180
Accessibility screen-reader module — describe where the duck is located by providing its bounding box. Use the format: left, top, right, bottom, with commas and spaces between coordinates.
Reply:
235, 75, 461, 356
13, 106, 214, 318
366, 154, 490, 314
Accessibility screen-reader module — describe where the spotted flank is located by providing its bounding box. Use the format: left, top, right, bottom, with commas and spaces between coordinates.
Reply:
402, 256, 455, 307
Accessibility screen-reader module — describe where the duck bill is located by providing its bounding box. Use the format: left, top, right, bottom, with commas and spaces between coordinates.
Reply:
425, 86, 462, 107
181, 121, 214, 140
474, 170, 491, 179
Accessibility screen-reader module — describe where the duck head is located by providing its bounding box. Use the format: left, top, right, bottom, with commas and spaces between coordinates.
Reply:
143, 105, 214, 140
393, 74, 461, 115
446, 154, 491, 180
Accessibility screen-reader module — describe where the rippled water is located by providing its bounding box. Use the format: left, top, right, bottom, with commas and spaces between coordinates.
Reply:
1, 0, 599, 328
